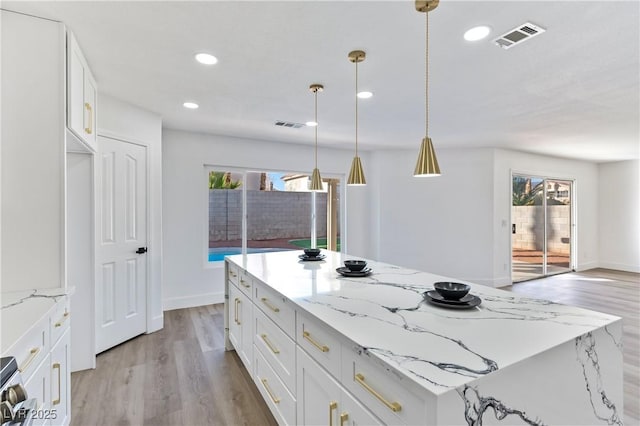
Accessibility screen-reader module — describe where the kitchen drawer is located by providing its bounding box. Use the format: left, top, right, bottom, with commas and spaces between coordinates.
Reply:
12, 317, 49, 381
297, 311, 341, 378
254, 346, 296, 426
342, 348, 429, 426
50, 297, 70, 346
237, 270, 253, 298
227, 261, 239, 286
254, 281, 295, 338
254, 306, 296, 394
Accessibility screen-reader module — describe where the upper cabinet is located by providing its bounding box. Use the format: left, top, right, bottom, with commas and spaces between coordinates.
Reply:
67, 31, 98, 152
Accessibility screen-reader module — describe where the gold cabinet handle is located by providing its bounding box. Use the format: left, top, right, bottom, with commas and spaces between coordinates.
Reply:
329, 401, 338, 426
229, 270, 237, 278
303, 330, 329, 352
261, 297, 280, 313
340, 412, 349, 426
18, 347, 40, 372
52, 363, 61, 405
355, 373, 401, 412
234, 298, 241, 325
55, 311, 70, 327
240, 278, 250, 288
260, 378, 280, 404
84, 102, 93, 134
261, 334, 280, 354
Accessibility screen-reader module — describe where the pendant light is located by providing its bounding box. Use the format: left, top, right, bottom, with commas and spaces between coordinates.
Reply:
414, 0, 441, 177
309, 84, 324, 191
347, 50, 366, 186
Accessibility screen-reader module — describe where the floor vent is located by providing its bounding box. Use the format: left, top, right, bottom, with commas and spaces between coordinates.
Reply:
275, 120, 305, 129
494, 22, 546, 50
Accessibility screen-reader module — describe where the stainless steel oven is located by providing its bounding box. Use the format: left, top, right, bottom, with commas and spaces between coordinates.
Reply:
1, 357, 37, 426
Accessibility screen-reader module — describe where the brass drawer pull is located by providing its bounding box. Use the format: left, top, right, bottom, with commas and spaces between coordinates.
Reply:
234, 298, 241, 325
240, 278, 250, 288
229, 270, 237, 278
260, 378, 280, 404
261, 297, 280, 313
340, 412, 349, 426
18, 347, 41, 372
329, 401, 338, 426
52, 363, 61, 405
355, 373, 402, 412
261, 334, 280, 354
303, 330, 329, 352
84, 102, 93, 134
55, 311, 70, 327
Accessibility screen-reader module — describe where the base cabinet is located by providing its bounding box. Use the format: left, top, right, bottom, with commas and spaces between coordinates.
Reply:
50, 330, 70, 425
228, 283, 253, 371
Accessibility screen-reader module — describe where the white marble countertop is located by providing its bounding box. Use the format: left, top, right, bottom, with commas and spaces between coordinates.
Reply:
228, 251, 621, 396
1, 287, 72, 355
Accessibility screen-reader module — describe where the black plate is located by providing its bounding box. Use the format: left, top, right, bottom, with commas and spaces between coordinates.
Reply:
336, 267, 372, 277
299, 254, 326, 262
424, 291, 481, 309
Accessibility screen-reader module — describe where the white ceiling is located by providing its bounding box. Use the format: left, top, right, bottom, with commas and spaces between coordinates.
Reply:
5, 1, 639, 162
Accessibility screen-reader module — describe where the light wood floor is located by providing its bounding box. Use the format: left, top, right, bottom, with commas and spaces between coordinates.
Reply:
71, 268, 638, 425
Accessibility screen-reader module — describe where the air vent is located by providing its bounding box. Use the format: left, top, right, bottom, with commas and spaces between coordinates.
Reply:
493, 22, 545, 50
274, 120, 305, 129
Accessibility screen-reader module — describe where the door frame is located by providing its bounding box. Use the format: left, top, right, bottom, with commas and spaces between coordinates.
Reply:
509, 169, 576, 282
95, 132, 153, 349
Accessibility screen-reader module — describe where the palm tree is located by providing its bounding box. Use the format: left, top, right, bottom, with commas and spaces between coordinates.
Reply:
209, 171, 241, 189
513, 177, 542, 206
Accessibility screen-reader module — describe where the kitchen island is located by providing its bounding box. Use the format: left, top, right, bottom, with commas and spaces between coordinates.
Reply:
224, 250, 623, 425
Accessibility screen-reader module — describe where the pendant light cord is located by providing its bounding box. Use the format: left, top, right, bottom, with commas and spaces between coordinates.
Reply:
425, 11, 429, 139
355, 59, 359, 157
314, 88, 318, 168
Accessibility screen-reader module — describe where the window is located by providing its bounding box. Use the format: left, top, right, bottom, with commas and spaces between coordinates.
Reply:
207, 168, 341, 262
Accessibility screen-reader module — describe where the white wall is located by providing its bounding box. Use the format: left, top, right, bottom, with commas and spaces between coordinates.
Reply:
162, 129, 372, 310
370, 148, 496, 285
98, 94, 164, 332
598, 160, 640, 272
493, 149, 600, 285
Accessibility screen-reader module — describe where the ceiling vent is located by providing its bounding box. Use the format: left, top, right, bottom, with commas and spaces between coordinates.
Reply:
493, 22, 545, 49
274, 120, 305, 129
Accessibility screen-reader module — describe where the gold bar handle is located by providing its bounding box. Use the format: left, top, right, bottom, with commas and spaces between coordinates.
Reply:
55, 311, 70, 328
261, 297, 280, 313
240, 278, 250, 288
52, 363, 61, 405
18, 347, 41, 372
329, 401, 338, 426
355, 373, 402, 412
260, 378, 280, 404
84, 102, 93, 134
261, 334, 280, 354
303, 330, 329, 352
234, 298, 240, 325
340, 412, 349, 426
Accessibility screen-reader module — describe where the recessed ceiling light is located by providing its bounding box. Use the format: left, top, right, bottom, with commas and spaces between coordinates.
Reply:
464, 26, 491, 41
183, 102, 199, 109
305, 121, 318, 127
195, 53, 218, 65
357, 91, 373, 99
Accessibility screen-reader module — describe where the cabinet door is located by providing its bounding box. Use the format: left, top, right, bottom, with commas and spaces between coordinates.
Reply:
50, 330, 70, 426
340, 389, 383, 426
83, 70, 97, 148
228, 284, 243, 353
228, 285, 252, 370
24, 354, 51, 426
297, 348, 341, 426
67, 39, 85, 143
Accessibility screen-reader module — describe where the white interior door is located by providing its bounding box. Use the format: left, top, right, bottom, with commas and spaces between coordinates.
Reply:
96, 135, 147, 353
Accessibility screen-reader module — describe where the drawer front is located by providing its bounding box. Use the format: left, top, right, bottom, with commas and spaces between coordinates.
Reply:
254, 306, 296, 394
227, 261, 239, 286
24, 353, 51, 423
297, 311, 341, 377
342, 349, 428, 426
254, 281, 295, 338
12, 319, 49, 381
237, 270, 253, 298
254, 346, 296, 426
50, 298, 70, 346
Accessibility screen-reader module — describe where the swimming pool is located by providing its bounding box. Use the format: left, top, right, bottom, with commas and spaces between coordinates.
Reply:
208, 247, 292, 262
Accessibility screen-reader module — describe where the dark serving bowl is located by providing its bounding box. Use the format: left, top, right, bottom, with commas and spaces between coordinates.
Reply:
433, 282, 470, 301
304, 248, 321, 257
344, 259, 367, 272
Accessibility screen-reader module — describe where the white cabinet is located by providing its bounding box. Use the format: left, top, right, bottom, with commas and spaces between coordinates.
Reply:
24, 354, 52, 426
50, 329, 70, 426
67, 31, 98, 152
228, 283, 253, 371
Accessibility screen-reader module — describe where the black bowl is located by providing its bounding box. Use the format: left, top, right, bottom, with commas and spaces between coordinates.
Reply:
433, 282, 470, 301
344, 260, 367, 272
304, 248, 321, 258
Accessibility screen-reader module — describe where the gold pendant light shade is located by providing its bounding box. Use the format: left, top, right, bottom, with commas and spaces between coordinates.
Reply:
310, 167, 323, 191
414, 137, 441, 176
309, 84, 324, 191
347, 156, 366, 185
347, 50, 367, 186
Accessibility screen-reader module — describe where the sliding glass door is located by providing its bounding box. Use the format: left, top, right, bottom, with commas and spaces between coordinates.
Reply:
511, 175, 573, 282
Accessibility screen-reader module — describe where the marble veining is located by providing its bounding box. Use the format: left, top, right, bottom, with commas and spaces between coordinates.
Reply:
1, 289, 66, 310
576, 332, 623, 426
458, 385, 545, 426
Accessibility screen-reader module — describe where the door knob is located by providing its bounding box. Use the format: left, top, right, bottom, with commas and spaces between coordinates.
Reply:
136, 247, 148, 254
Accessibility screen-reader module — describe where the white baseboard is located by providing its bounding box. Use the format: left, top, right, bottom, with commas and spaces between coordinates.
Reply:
576, 261, 599, 272
163, 292, 225, 311
598, 261, 640, 274
147, 314, 164, 333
